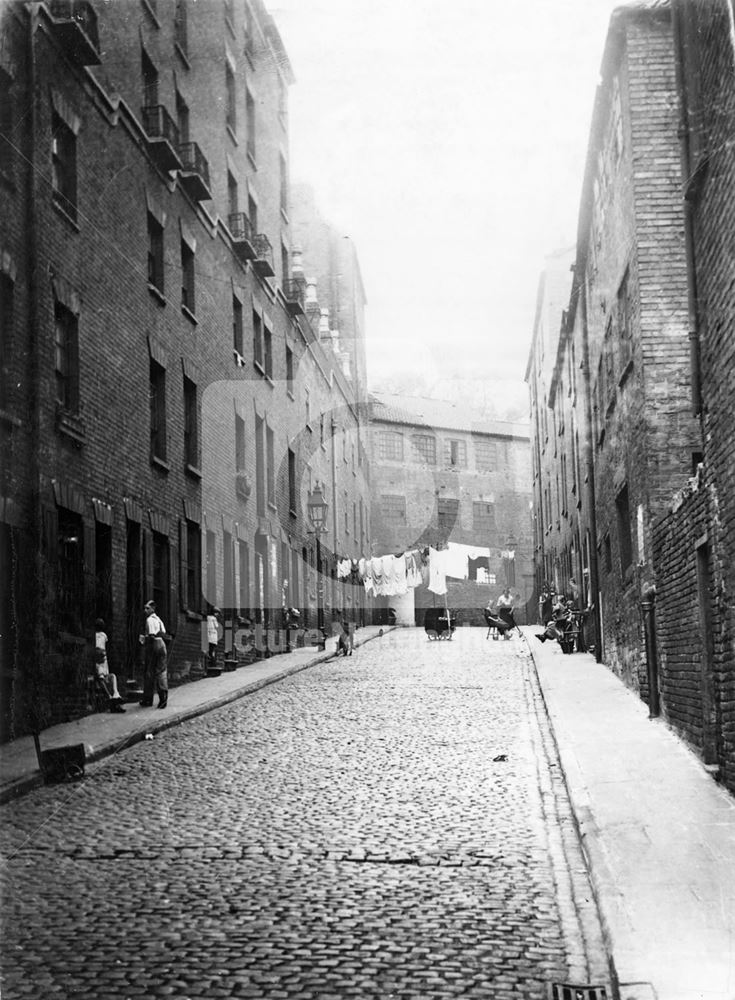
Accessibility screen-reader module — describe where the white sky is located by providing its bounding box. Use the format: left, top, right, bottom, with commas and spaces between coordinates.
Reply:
270, 0, 619, 396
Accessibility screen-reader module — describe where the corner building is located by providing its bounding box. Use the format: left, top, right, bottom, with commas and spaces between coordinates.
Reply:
0, 0, 371, 739
368, 393, 533, 625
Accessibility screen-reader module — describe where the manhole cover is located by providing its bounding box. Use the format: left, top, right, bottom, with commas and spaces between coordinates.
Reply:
549, 985, 609, 1000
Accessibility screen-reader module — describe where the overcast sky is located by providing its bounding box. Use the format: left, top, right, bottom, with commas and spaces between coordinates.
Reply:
270, 0, 619, 398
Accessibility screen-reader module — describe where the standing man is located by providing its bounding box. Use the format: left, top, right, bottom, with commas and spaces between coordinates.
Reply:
139, 600, 168, 709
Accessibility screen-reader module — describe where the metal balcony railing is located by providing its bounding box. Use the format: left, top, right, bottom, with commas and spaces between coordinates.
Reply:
228, 213, 252, 242
48, 0, 100, 62
283, 278, 305, 310
178, 142, 210, 188
252, 234, 273, 267
142, 105, 180, 147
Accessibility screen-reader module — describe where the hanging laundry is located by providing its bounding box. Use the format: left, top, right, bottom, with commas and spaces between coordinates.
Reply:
405, 551, 423, 589
428, 547, 448, 596
393, 555, 408, 596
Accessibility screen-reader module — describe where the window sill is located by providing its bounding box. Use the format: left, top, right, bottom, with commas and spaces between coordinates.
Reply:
148, 283, 167, 306
151, 455, 170, 473
185, 463, 202, 480
287, 389, 295, 401
141, 0, 160, 27
225, 14, 236, 38
185, 610, 203, 622
181, 304, 198, 325
226, 124, 238, 146
247, 150, 257, 171
56, 407, 86, 446
52, 197, 80, 231
289, 507, 297, 519
305, 423, 313, 433
253, 359, 265, 376
265, 374, 275, 388
174, 42, 191, 70
268, 501, 277, 513
233, 349, 246, 368
280, 207, 289, 224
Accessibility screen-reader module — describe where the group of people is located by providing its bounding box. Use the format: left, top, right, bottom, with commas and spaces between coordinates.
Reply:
535, 578, 583, 646
92, 599, 169, 715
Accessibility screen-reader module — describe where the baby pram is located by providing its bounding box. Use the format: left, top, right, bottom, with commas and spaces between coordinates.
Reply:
424, 606, 456, 640
484, 608, 520, 640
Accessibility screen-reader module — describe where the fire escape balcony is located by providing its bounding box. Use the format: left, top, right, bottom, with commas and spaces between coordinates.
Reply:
142, 106, 182, 172
283, 278, 306, 316
48, 0, 101, 65
178, 142, 212, 202
252, 234, 275, 278
228, 213, 256, 262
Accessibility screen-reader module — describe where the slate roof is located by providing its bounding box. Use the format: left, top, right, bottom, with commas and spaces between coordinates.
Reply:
369, 393, 529, 439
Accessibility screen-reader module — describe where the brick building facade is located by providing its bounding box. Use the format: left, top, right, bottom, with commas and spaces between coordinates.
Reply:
526, 0, 735, 794
369, 393, 533, 625
649, 0, 735, 791
0, 0, 371, 740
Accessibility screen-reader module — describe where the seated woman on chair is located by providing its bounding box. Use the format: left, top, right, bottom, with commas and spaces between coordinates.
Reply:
95, 619, 126, 713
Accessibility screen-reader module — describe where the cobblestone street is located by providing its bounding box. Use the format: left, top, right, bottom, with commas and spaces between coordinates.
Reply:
0, 629, 609, 999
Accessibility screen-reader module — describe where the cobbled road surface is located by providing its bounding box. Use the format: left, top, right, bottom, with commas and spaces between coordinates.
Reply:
0, 628, 610, 999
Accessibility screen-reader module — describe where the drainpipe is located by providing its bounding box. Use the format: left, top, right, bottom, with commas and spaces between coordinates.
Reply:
641, 585, 660, 718
580, 277, 602, 663
671, 0, 703, 421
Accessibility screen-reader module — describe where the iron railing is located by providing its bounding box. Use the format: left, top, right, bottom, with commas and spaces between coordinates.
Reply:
142, 105, 180, 147
228, 213, 252, 242
49, 0, 100, 53
178, 141, 210, 188
283, 278, 305, 309
252, 233, 273, 267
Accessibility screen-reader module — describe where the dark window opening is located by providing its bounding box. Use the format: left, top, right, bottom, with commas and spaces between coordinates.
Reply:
181, 240, 195, 313
57, 508, 84, 635
183, 375, 198, 467
54, 301, 79, 412
147, 212, 164, 292
52, 112, 77, 222
142, 48, 159, 107
253, 310, 263, 369
233, 296, 243, 355
266, 425, 275, 506
225, 64, 236, 132
153, 530, 169, 625
288, 448, 297, 513
149, 359, 167, 461
186, 519, 201, 612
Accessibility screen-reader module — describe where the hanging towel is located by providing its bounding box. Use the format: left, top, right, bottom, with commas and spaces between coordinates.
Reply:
445, 544, 470, 580
428, 547, 448, 596
406, 551, 423, 589
393, 556, 408, 596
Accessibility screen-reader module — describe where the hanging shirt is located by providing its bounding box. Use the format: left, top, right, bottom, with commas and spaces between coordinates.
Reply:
428, 547, 448, 596
393, 556, 408, 596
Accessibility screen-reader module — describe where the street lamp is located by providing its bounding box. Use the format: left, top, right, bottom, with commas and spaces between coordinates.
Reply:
307, 483, 329, 637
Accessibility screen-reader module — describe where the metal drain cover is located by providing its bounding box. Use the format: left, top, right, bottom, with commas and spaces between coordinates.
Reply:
549, 985, 609, 1000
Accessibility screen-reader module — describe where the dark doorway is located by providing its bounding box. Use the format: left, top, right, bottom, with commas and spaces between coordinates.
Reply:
126, 521, 142, 680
